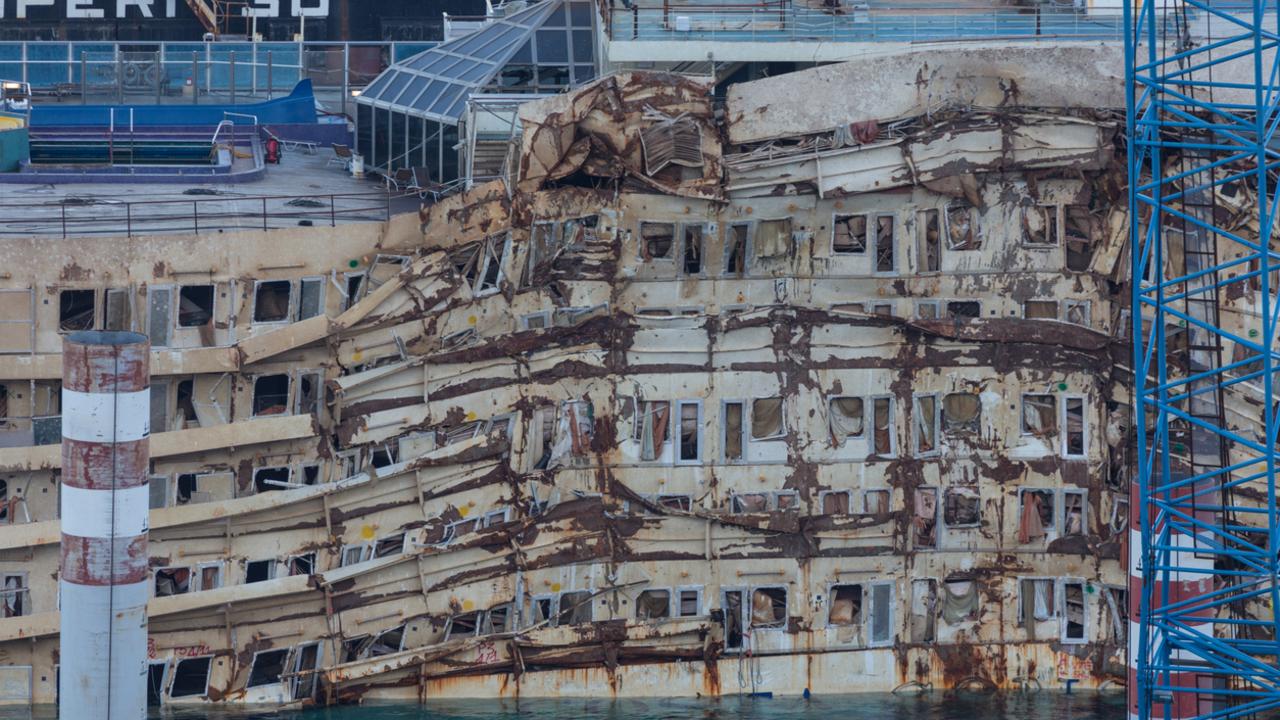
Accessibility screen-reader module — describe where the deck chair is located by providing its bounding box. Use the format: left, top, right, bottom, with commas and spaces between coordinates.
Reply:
328, 143, 353, 169
409, 166, 444, 200
384, 167, 414, 192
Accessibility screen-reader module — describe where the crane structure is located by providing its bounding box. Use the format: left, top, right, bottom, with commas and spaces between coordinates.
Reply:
1127, 0, 1280, 718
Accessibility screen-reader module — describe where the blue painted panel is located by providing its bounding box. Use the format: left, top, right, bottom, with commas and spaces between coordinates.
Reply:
29, 79, 318, 127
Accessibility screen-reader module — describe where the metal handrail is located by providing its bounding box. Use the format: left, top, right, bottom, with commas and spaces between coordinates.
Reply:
210, 118, 234, 145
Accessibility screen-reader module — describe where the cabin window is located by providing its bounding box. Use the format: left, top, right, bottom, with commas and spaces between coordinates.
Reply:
640, 222, 675, 260
917, 209, 940, 272
1021, 394, 1058, 437
942, 393, 981, 435
1064, 300, 1090, 326
914, 487, 938, 548
913, 394, 939, 456
1063, 395, 1087, 457
253, 374, 290, 417
104, 288, 131, 331
169, 657, 211, 698
724, 223, 749, 277
177, 285, 214, 328
1064, 205, 1095, 271
750, 587, 787, 628
1063, 580, 1087, 643
245, 559, 276, 583
59, 290, 95, 332
148, 287, 172, 347
175, 473, 198, 505
154, 567, 190, 597
723, 401, 745, 461
295, 372, 322, 416
374, 534, 404, 558
833, 214, 867, 254
942, 579, 979, 623
253, 280, 291, 323
297, 277, 324, 321
520, 311, 552, 330
943, 488, 981, 527
369, 626, 404, 656
1063, 490, 1086, 536
288, 553, 315, 576
677, 588, 701, 617
916, 300, 939, 319
677, 401, 701, 462
557, 590, 593, 626
874, 215, 896, 272
253, 467, 290, 493
865, 489, 889, 516
754, 218, 792, 260
246, 649, 289, 687
828, 397, 864, 444
869, 582, 893, 646
484, 604, 512, 634
340, 543, 372, 566
446, 611, 481, 640
1024, 204, 1059, 246
946, 301, 980, 319
750, 397, 785, 440
1018, 489, 1057, 543
633, 400, 670, 461
1, 573, 29, 617
342, 272, 366, 310
872, 397, 895, 456
682, 224, 704, 274
820, 489, 852, 515
829, 584, 863, 627
198, 563, 222, 591
946, 203, 979, 250
637, 590, 670, 620
1024, 300, 1058, 319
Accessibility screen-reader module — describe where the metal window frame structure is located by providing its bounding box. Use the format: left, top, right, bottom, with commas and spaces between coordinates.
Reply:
1126, 0, 1280, 717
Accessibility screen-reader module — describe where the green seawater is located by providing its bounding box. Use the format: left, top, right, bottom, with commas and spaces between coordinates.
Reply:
6, 692, 1124, 719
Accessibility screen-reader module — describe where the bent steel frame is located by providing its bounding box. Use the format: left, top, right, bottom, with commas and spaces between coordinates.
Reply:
1127, 0, 1280, 718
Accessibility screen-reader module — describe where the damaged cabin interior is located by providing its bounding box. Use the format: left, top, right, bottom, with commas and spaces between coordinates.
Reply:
0, 43, 1145, 706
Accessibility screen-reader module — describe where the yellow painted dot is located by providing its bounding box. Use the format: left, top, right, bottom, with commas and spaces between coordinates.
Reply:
465, 411, 477, 421
468, 315, 478, 325
457, 505, 470, 518
551, 583, 562, 593
462, 599, 475, 611
352, 350, 363, 363
360, 525, 375, 540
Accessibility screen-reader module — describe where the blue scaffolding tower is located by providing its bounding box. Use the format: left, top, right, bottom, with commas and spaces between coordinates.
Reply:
1127, 0, 1280, 716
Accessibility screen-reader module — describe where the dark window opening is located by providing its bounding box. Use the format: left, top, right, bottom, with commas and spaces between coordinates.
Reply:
640, 222, 675, 260
678, 403, 699, 460
447, 611, 481, 640
724, 590, 744, 650
175, 473, 197, 505
289, 553, 315, 576
253, 374, 290, 417
296, 373, 321, 416
750, 587, 787, 628
301, 465, 320, 485
725, 224, 748, 276
253, 467, 290, 493
1064, 205, 1094, 271
833, 214, 867, 254
830, 584, 863, 626
874, 216, 895, 272
918, 209, 940, 272
175, 379, 197, 429
169, 657, 211, 698
944, 489, 981, 526
146, 663, 165, 707
658, 495, 691, 512
245, 559, 275, 583
946, 301, 980, 320
154, 568, 190, 597
374, 533, 404, 558
178, 285, 214, 328
341, 636, 367, 663
297, 278, 323, 321
683, 225, 703, 274
369, 626, 403, 656
485, 605, 511, 634
637, 589, 670, 620
59, 290, 95, 332
678, 589, 700, 616
557, 590, 593, 626
371, 446, 397, 468
343, 273, 365, 310
253, 280, 291, 323
246, 649, 288, 687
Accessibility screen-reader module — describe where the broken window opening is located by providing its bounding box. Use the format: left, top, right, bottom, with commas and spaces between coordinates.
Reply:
872, 397, 894, 456
1024, 300, 1059, 320
1063, 581, 1086, 642
557, 590, 593, 626
340, 543, 372, 567
750, 397, 785, 440
369, 626, 404, 657
252, 374, 290, 417
910, 578, 937, 642
1063, 490, 1086, 536
154, 567, 190, 597
1064, 396, 1086, 457
678, 589, 701, 617
252, 465, 291, 495
1024, 204, 1059, 246
732, 493, 769, 513
658, 494, 692, 512
865, 489, 889, 516
169, 657, 211, 698
289, 553, 315, 576
245, 559, 276, 583
829, 584, 863, 631
678, 401, 700, 462
913, 487, 938, 548
104, 288, 131, 331
340, 635, 368, 663
174, 379, 197, 430
374, 533, 404, 558
913, 395, 938, 456
58, 289, 95, 332
446, 611, 481, 640
637, 589, 671, 620
199, 563, 222, 591
475, 233, 509, 295
828, 396, 864, 445
946, 203, 979, 250
297, 277, 324, 321
1064, 300, 1090, 326
942, 393, 981, 435
342, 272, 366, 311
1, 574, 29, 618
750, 587, 786, 628
833, 214, 867, 254
484, 604, 512, 634
723, 401, 745, 461
450, 244, 481, 288
531, 596, 554, 626
943, 488, 981, 527
1064, 204, 1095, 271
916, 300, 939, 320
874, 215, 896, 273
724, 224, 749, 277
253, 280, 291, 323
640, 222, 675, 261
946, 301, 980, 320
1022, 394, 1058, 437
246, 649, 289, 688
917, 209, 941, 273
1018, 489, 1056, 544
682, 224, 703, 274
723, 590, 744, 651
820, 489, 851, 515
634, 400, 670, 461
175, 473, 197, 505
177, 285, 214, 328
295, 372, 321, 417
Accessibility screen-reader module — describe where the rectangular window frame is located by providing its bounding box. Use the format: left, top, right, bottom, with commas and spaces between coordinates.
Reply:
831, 212, 868, 255
675, 399, 702, 464
867, 581, 894, 647
1061, 394, 1088, 459
912, 393, 940, 458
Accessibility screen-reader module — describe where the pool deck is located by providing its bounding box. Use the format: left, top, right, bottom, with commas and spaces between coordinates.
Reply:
0, 148, 420, 238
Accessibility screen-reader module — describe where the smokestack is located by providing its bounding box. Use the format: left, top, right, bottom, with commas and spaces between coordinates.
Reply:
59, 331, 150, 720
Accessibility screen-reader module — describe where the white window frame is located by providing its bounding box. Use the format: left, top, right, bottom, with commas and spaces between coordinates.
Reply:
675, 585, 704, 617
244, 558, 278, 583
722, 222, 753, 277
473, 233, 512, 298
297, 276, 326, 321
944, 202, 979, 251
1020, 392, 1058, 438
251, 279, 295, 325
942, 487, 982, 529
679, 222, 709, 276
818, 489, 854, 515
175, 283, 217, 330
246, 648, 289, 688
195, 561, 223, 592
1058, 577, 1088, 644
674, 399, 703, 464
749, 396, 786, 442
1063, 299, 1091, 326
912, 393, 941, 458
635, 586, 674, 620
915, 300, 940, 319
1061, 488, 1088, 536
722, 398, 747, 463
168, 654, 214, 699
870, 394, 897, 458
871, 213, 898, 275
863, 488, 890, 515
1023, 204, 1061, 247
826, 581, 865, 632
1018, 487, 1058, 535
638, 220, 678, 263
831, 212, 868, 255
1061, 394, 1088, 459
867, 580, 895, 648
519, 310, 553, 330
340, 542, 373, 566
747, 584, 788, 630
